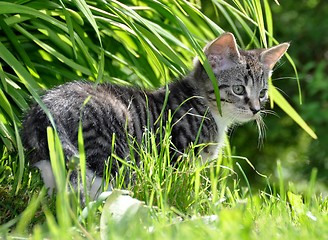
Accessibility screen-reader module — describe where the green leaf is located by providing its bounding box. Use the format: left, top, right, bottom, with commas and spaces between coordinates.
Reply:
72, 0, 102, 46
15, 188, 46, 234
263, 0, 273, 46
271, 86, 317, 139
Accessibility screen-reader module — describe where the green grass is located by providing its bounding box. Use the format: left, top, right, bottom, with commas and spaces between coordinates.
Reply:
1, 109, 327, 239
0, 0, 325, 239
1, 131, 327, 239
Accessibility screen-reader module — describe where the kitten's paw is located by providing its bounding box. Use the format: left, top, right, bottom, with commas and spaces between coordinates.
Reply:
33, 160, 56, 195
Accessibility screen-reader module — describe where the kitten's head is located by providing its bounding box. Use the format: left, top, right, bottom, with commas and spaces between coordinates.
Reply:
195, 32, 289, 125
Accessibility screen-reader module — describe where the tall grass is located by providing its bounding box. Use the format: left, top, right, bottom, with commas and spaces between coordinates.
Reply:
0, 0, 321, 238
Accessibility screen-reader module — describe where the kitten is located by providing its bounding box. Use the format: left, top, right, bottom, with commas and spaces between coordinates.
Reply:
22, 32, 289, 199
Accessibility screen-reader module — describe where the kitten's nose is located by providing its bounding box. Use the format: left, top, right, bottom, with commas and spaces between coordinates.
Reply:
248, 99, 261, 115
250, 107, 260, 115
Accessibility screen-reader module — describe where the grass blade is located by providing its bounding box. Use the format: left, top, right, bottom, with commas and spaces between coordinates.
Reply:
270, 86, 317, 139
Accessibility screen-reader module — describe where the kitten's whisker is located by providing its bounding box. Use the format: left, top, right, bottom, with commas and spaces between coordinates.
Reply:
271, 86, 289, 98
272, 60, 287, 72
255, 116, 266, 148
261, 109, 279, 118
271, 76, 298, 82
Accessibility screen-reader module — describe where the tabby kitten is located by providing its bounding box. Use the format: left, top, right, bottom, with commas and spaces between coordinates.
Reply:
22, 33, 289, 199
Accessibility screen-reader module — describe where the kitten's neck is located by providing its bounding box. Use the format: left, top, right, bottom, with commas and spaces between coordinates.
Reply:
175, 75, 234, 157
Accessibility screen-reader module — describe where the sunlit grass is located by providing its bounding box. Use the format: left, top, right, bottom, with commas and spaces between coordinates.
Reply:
0, 0, 323, 239
0, 130, 326, 239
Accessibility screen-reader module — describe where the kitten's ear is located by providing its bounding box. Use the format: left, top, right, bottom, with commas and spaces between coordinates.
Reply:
205, 32, 240, 62
260, 43, 290, 70
193, 32, 240, 69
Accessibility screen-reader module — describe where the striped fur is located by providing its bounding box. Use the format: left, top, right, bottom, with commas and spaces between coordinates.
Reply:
22, 33, 289, 198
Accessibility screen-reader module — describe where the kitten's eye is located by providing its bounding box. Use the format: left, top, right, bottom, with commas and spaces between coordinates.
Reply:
259, 89, 267, 98
232, 85, 245, 95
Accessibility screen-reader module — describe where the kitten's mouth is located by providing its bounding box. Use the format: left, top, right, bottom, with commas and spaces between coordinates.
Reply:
234, 110, 260, 123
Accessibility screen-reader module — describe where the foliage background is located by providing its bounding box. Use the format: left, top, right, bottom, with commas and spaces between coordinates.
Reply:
0, 0, 327, 192
0, 0, 327, 236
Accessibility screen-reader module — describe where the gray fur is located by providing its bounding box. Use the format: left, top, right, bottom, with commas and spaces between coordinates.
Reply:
22, 33, 289, 198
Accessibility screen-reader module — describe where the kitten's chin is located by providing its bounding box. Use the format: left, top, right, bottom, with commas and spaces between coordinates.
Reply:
235, 116, 256, 124
236, 112, 259, 123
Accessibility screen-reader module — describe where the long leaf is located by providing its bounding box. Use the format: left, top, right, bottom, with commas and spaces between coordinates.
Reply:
271, 86, 317, 139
